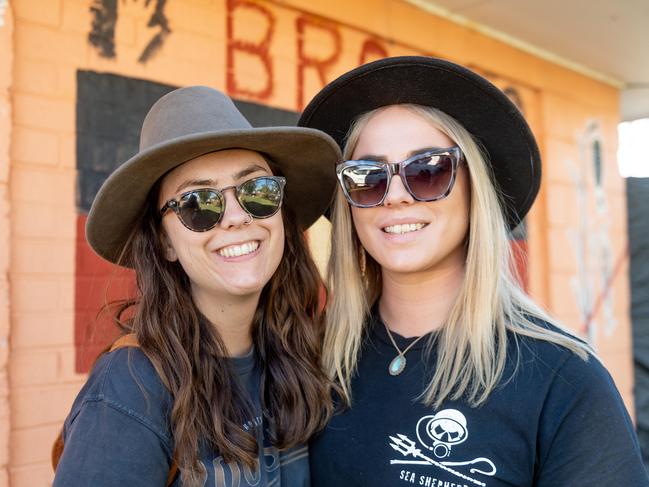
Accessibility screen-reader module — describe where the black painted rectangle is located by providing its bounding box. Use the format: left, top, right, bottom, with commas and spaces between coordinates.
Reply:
76, 71, 299, 213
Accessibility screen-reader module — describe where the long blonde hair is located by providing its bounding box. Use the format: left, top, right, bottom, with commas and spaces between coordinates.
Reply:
325, 104, 593, 408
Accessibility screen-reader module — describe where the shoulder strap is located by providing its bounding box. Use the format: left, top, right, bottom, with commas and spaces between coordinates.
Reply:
52, 333, 179, 486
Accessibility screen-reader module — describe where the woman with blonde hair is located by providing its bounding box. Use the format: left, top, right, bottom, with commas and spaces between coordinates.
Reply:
299, 56, 648, 486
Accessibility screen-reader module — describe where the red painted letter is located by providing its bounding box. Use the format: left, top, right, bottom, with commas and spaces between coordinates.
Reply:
359, 38, 388, 65
296, 15, 341, 110
227, 0, 275, 101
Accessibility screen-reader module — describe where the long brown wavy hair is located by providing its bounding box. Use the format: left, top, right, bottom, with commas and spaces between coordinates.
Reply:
108, 179, 333, 484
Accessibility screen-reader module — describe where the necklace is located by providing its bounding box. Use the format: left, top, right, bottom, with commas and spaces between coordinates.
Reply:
383, 320, 427, 376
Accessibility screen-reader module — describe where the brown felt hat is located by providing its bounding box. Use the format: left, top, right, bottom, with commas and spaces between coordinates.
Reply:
298, 56, 541, 229
86, 86, 341, 264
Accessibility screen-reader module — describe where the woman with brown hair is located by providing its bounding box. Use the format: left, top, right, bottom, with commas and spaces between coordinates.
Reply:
52, 86, 340, 486
299, 56, 649, 486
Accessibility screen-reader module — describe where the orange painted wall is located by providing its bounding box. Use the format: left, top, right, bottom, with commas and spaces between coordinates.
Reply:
1, 2, 13, 485
0, 0, 632, 485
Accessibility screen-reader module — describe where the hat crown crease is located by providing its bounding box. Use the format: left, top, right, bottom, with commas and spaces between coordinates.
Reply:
139, 86, 252, 151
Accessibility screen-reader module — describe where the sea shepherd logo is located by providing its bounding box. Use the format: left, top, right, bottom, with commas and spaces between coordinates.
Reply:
389, 409, 497, 487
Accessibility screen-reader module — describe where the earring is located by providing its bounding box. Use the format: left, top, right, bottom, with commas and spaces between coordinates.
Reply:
165, 245, 178, 262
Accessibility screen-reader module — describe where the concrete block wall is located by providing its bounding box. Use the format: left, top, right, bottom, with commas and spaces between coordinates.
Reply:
0, 0, 636, 485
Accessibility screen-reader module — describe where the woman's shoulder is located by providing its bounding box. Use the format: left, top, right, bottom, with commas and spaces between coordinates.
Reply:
510, 318, 612, 393
66, 346, 173, 438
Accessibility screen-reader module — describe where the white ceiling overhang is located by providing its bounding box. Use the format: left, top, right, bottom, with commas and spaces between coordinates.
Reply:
407, 0, 649, 121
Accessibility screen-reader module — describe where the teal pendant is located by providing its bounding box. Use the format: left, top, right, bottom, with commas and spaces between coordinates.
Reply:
389, 354, 406, 376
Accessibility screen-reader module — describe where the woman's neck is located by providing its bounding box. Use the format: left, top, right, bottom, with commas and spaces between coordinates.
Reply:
192, 288, 260, 357
379, 263, 465, 338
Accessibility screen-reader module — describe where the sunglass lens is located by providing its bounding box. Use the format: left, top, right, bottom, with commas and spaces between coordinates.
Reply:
178, 190, 223, 231
341, 165, 388, 206
404, 153, 454, 200
238, 177, 283, 218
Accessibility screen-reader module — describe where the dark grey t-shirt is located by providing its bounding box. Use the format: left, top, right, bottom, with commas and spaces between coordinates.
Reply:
53, 346, 309, 486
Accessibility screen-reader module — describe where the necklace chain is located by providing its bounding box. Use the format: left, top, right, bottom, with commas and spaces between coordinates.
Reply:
383, 320, 427, 376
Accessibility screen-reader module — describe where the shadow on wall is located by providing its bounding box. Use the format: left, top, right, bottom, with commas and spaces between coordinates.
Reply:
627, 176, 649, 472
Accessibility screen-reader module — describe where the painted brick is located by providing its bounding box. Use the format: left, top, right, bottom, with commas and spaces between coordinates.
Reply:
13, 93, 75, 132
58, 133, 75, 168
114, 13, 137, 46
60, 275, 76, 313
288, 0, 391, 38
11, 127, 59, 166
156, 30, 219, 62
10, 423, 61, 467
544, 137, 581, 185
58, 346, 87, 382
12, 202, 76, 240
10, 462, 53, 487
541, 94, 596, 142
14, 21, 87, 65
13, 0, 62, 27
12, 58, 59, 96
597, 317, 633, 358
9, 350, 59, 387
167, 0, 226, 39
10, 165, 76, 205
10, 384, 80, 429
60, 0, 93, 35
12, 240, 75, 275
387, 0, 452, 54
549, 271, 583, 320
57, 64, 78, 99
119, 0, 156, 21
11, 278, 62, 313
546, 183, 579, 228
539, 60, 619, 112
547, 226, 577, 274
10, 312, 74, 349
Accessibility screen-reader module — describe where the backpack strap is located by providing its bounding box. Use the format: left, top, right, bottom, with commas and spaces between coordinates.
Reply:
52, 333, 179, 486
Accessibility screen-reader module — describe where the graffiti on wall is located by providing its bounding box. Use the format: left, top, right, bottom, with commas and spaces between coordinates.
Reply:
564, 121, 618, 345
89, 0, 170, 63
226, 0, 391, 109
88, 0, 396, 108
0, 0, 8, 27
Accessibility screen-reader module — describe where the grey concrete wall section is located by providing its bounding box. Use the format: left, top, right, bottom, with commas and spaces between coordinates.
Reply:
628, 176, 649, 472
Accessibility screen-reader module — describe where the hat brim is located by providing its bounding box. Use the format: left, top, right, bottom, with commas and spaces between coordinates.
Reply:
86, 127, 339, 264
298, 56, 541, 229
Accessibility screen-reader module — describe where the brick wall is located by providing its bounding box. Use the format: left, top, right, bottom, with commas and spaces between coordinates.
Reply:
0, 3, 13, 485
8, 1, 84, 484
0, 0, 635, 485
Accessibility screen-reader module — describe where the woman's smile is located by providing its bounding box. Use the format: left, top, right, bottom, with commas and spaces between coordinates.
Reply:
215, 239, 260, 259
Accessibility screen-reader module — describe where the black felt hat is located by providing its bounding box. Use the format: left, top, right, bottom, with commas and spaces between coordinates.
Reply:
298, 56, 541, 228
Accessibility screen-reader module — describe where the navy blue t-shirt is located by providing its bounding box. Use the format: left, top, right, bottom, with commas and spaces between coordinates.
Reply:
310, 315, 649, 486
53, 347, 309, 486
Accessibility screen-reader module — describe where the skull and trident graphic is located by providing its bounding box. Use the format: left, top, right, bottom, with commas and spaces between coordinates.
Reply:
389, 409, 497, 487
